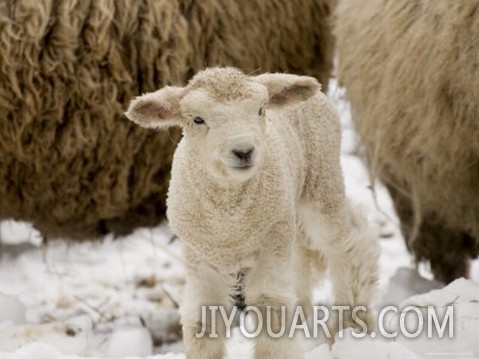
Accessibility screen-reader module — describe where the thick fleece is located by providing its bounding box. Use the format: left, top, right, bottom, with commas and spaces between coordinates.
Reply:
126, 67, 379, 359
336, 0, 479, 283
0, 0, 336, 240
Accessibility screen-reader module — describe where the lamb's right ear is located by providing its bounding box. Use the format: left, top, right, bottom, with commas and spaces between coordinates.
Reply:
125, 86, 184, 129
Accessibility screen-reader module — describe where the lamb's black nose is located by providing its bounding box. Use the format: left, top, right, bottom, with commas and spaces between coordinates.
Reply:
232, 148, 254, 162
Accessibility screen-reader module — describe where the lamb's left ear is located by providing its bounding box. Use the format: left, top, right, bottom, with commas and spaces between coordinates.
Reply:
125, 86, 185, 129
253, 73, 321, 107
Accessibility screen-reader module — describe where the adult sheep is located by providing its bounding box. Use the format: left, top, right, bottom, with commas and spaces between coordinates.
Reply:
336, 0, 479, 283
0, 0, 335, 240
126, 67, 379, 358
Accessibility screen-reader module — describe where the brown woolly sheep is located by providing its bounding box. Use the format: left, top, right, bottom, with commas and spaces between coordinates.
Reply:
0, 0, 336, 240
336, 0, 479, 283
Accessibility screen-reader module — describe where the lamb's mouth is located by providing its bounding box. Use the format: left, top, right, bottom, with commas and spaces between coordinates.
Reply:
230, 161, 255, 170
231, 164, 254, 170
221, 158, 256, 172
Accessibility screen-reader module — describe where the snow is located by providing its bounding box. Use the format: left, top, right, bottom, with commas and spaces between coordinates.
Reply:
0, 225, 185, 357
0, 78, 478, 358
106, 327, 153, 357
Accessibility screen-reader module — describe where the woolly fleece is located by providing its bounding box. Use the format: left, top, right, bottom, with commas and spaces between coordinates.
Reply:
0, 0, 336, 239
336, 0, 479, 282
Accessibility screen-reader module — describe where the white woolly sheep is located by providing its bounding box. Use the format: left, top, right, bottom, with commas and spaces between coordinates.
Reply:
336, 0, 479, 283
125, 67, 379, 358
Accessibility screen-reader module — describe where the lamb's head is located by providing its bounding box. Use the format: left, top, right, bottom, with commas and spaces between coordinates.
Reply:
125, 67, 320, 182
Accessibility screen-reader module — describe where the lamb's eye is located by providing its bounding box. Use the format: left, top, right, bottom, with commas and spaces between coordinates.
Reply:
259, 107, 265, 116
193, 116, 205, 125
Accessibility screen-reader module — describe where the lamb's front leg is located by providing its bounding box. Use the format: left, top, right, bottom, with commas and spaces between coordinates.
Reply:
301, 201, 380, 334
244, 230, 304, 359
181, 251, 232, 359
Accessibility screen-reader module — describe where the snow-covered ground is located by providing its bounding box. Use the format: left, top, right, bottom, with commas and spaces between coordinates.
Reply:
0, 79, 478, 359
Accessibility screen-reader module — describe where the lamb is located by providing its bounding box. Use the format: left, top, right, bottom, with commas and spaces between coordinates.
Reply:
0, 0, 336, 240
125, 67, 379, 358
335, 0, 479, 283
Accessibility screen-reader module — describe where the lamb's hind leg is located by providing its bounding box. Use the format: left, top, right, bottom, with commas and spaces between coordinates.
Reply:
293, 225, 328, 319
300, 201, 380, 333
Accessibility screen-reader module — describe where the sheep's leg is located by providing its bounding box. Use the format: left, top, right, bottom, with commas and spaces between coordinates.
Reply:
244, 248, 304, 359
181, 255, 232, 359
294, 225, 328, 319
387, 182, 476, 283
293, 243, 313, 317
300, 201, 380, 335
